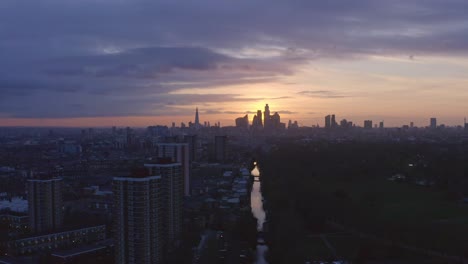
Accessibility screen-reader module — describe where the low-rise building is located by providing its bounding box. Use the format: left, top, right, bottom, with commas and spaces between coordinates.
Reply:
3, 225, 106, 256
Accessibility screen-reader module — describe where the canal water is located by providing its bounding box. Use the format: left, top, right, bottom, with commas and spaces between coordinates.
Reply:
250, 164, 268, 264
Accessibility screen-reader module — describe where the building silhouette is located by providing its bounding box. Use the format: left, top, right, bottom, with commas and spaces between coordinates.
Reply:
214, 136, 227, 162
270, 112, 281, 129
364, 120, 373, 129
157, 143, 190, 196
145, 161, 183, 246
235, 115, 249, 130
256, 110, 263, 128
183, 135, 197, 163
194, 108, 200, 128
262, 104, 285, 131
264, 104, 271, 129
430, 117, 437, 129
27, 177, 63, 233
325, 115, 331, 129
252, 110, 263, 130
113, 171, 163, 264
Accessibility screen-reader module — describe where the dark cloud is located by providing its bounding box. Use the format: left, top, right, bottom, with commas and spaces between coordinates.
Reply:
203, 110, 248, 115
44, 47, 228, 78
204, 109, 296, 115
1, 0, 467, 118
298, 90, 350, 98
276, 111, 298, 115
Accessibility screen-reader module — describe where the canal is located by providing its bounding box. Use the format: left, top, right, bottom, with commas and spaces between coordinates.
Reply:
250, 163, 268, 264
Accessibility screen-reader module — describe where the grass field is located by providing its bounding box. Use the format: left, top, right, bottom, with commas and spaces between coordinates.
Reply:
299, 232, 453, 263
314, 176, 468, 257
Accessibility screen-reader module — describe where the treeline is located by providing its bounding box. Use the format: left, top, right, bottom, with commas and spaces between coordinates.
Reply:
259, 141, 468, 263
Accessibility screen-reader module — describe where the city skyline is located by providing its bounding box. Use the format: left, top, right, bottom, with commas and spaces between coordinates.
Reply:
1, 1, 468, 127
0, 105, 465, 128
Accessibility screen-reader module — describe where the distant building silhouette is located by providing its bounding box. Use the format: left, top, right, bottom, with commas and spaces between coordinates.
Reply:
157, 143, 190, 196
331, 114, 337, 128
194, 107, 200, 128
270, 112, 281, 129
28, 177, 63, 233
252, 110, 263, 130
288, 120, 299, 129
235, 115, 249, 130
340, 119, 353, 129
184, 135, 197, 163
430, 117, 437, 129
264, 104, 271, 129
214, 136, 227, 162
364, 120, 373, 129
325, 115, 331, 129
257, 110, 263, 127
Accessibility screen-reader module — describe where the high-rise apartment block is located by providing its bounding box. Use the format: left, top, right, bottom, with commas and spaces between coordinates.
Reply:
144, 162, 183, 244
113, 172, 164, 264
27, 177, 63, 233
214, 136, 227, 163
184, 135, 197, 163
157, 143, 190, 196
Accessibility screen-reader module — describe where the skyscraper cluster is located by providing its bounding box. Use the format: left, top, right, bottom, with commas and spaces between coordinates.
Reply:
324, 114, 338, 129
364, 120, 373, 129
249, 104, 285, 131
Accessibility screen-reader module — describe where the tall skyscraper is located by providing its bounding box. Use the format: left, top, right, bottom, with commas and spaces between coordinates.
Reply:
430, 117, 437, 129
364, 120, 373, 129
257, 110, 263, 127
379, 121, 384, 129
270, 112, 281, 129
235, 115, 249, 130
214, 136, 227, 162
113, 171, 163, 264
325, 115, 331, 129
264, 104, 271, 129
145, 162, 183, 244
330, 115, 335, 128
28, 177, 63, 233
184, 135, 197, 163
195, 107, 200, 127
157, 143, 190, 196
252, 115, 259, 128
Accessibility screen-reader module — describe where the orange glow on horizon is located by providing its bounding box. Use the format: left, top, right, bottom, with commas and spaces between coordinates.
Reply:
0, 116, 193, 127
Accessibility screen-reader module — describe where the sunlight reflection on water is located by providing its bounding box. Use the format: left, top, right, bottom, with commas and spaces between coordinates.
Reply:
251, 165, 268, 264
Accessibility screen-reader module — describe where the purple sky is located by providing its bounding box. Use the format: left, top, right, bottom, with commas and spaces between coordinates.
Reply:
1, 0, 468, 127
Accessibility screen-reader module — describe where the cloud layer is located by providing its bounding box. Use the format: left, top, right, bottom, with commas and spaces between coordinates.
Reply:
1, 0, 468, 119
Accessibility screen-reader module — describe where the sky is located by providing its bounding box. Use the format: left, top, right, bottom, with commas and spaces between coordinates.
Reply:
1, 0, 468, 127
